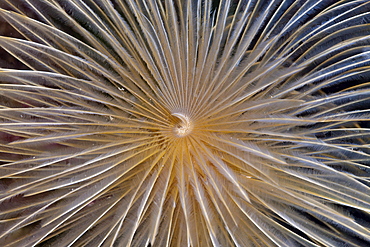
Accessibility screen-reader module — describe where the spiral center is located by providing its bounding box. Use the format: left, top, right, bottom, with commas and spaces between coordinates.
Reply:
172, 112, 193, 137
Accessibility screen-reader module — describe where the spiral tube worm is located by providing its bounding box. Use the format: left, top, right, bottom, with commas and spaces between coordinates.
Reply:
0, 0, 370, 246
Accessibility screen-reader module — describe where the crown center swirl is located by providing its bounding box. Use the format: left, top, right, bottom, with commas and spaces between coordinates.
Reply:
172, 112, 193, 137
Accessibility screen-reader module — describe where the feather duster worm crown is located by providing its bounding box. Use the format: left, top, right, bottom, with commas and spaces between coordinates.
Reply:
0, 0, 370, 246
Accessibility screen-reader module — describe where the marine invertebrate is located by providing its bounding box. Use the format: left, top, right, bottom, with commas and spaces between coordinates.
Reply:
0, 0, 370, 246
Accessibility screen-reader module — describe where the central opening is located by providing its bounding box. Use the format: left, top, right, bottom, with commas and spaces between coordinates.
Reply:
172, 112, 193, 137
